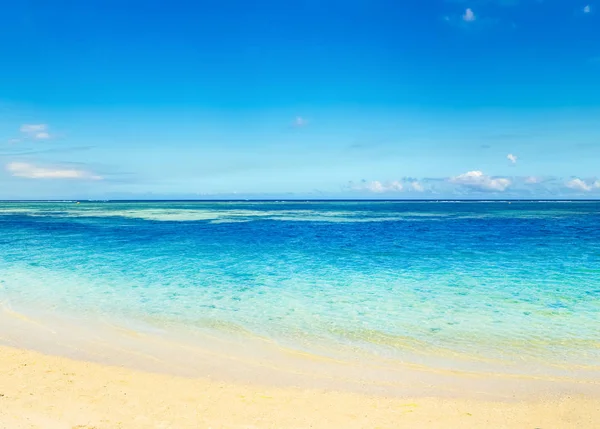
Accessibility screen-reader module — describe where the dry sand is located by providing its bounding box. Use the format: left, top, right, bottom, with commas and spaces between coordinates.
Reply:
0, 346, 599, 429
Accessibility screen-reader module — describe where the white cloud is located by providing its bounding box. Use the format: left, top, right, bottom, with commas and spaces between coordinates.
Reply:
410, 181, 425, 192
463, 8, 476, 22
507, 153, 517, 164
388, 181, 404, 191
566, 178, 599, 192
525, 176, 540, 184
6, 162, 102, 180
366, 181, 386, 193
349, 179, 427, 193
451, 170, 511, 191
583, 4, 591, 13
351, 180, 404, 193
19, 124, 52, 140
293, 116, 308, 127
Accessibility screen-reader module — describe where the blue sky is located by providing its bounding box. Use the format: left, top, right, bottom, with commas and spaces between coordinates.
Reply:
1, 0, 599, 199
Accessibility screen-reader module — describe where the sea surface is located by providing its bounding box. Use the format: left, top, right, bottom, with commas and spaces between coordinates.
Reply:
1, 201, 599, 387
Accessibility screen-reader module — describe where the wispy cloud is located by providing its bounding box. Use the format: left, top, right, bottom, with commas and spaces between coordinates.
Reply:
6, 162, 102, 180
19, 124, 52, 140
507, 153, 517, 164
463, 8, 476, 21
293, 116, 308, 127
450, 170, 511, 191
583, 4, 591, 13
20, 124, 46, 133
0, 146, 95, 157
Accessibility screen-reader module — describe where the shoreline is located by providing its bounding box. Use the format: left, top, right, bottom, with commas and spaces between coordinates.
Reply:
1, 345, 599, 429
2, 304, 600, 402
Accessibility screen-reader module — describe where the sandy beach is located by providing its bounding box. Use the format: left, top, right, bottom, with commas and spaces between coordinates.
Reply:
0, 345, 598, 429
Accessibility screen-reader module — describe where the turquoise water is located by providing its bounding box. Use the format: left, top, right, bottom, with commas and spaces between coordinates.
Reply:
1, 201, 599, 372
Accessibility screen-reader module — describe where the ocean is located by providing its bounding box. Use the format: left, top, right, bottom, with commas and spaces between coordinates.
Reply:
1, 201, 599, 392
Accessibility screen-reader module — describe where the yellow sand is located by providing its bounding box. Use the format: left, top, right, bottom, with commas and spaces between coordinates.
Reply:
0, 346, 598, 429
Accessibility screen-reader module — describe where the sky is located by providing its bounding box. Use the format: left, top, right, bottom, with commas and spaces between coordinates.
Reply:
0, 0, 599, 199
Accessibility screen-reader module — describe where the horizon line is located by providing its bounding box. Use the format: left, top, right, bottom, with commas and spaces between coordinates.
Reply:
1, 199, 600, 203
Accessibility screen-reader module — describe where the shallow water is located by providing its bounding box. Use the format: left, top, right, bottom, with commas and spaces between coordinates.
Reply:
1, 201, 599, 384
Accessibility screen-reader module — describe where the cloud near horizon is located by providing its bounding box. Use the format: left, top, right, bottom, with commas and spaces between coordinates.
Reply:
565, 178, 600, 192
348, 179, 426, 193
450, 170, 511, 192
347, 173, 600, 196
6, 162, 103, 180
410, 181, 425, 192
350, 180, 403, 193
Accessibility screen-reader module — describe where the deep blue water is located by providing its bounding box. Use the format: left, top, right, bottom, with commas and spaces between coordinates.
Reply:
1, 201, 599, 368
